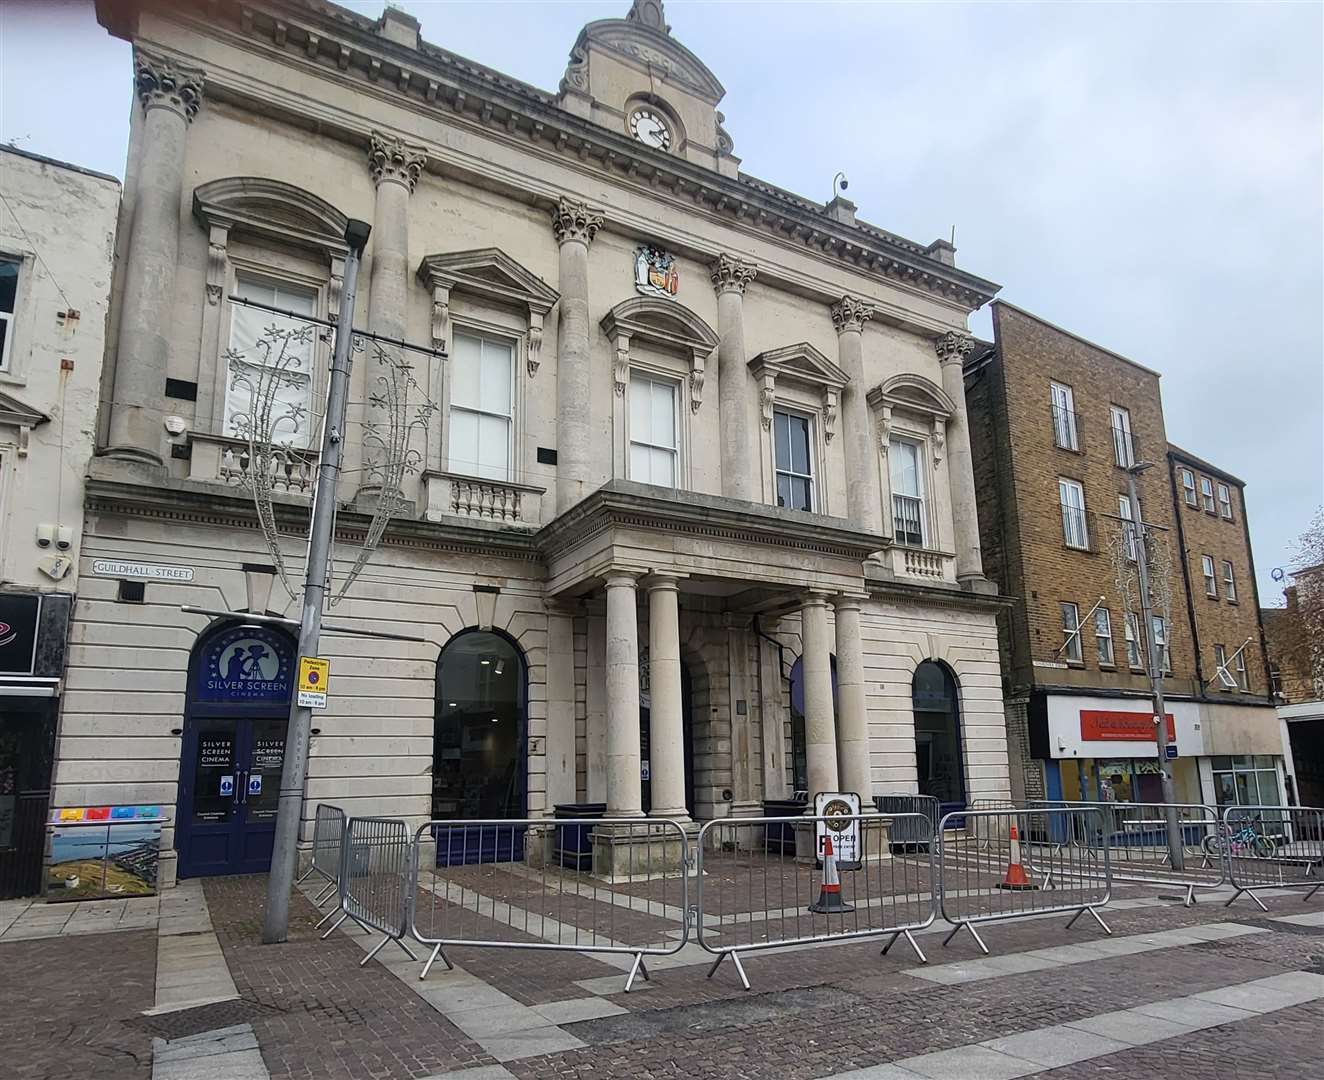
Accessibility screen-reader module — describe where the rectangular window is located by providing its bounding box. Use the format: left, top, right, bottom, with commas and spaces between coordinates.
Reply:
1235, 648, 1248, 691
1213, 644, 1236, 690
1125, 613, 1142, 668
1110, 405, 1134, 467
628, 373, 678, 487
889, 437, 926, 547
225, 275, 317, 449
1119, 495, 1137, 561
1180, 467, 1197, 507
1050, 381, 1078, 450
773, 409, 815, 512
0, 256, 18, 372
1201, 555, 1218, 597
1152, 615, 1170, 673
1095, 607, 1114, 666
1212, 755, 1281, 807
1222, 560, 1237, 602
1061, 602, 1082, 663
1199, 475, 1216, 513
1217, 483, 1233, 520
1059, 477, 1089, 550
449, 330, 514, 480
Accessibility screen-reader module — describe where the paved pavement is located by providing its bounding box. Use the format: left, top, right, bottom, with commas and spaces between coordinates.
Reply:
4, 870, 1322, 1079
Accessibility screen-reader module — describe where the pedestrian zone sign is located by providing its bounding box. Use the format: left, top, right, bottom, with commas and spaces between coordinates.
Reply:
814, 791, 862, 871
297, 655, 330, 709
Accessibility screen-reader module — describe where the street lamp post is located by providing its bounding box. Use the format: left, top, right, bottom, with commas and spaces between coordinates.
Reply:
1125, 462, 1185, 871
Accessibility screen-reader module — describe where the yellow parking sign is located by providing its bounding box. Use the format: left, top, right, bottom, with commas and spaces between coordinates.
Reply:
297, 656, 330, 709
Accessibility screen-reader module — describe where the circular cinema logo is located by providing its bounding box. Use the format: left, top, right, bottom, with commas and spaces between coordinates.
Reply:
198, 625, 292, 703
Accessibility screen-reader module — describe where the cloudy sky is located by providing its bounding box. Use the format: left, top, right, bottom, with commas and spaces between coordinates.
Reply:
3, 0, 1321, 601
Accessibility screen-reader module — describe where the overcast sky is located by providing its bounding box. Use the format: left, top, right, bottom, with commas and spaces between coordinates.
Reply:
3, 0, 1321, 602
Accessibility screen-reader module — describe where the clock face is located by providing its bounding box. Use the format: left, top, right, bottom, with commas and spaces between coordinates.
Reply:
629, 108, 672, 151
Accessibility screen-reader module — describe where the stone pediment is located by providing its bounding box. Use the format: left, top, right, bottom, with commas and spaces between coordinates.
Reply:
748, 343, 849, 392
192, 177, 349, 256
571, 5, 725, 105
416, 248, 559, 316
0, 389, 50, 429
600, 296, 718, 357
867, 373, 956, 419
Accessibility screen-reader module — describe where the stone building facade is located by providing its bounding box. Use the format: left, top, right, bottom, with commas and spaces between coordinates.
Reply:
69, 0, 1012, 887
0, 146, 120, 897
965, 302, 1286, 810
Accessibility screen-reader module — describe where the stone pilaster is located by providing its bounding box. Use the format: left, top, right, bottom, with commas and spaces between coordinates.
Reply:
935, 330, 984, 584
800, 592, 839, 797
646, 576, 689, 821
710, 254, 758, 503
604, 572, 644, 817
832, 295, 883, 536
552, 198, 603, 513
106, 50, 204, 465
833, 596, 872, 802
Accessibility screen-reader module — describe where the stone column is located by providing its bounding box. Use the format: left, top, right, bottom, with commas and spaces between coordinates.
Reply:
604, 573, 644, 817
551, 198, 603, 514
646, 576, 689, 821
833, 596, 872, 801
545, 610, 577, 809
801, 592, 839, 796
832, 296, 883, 535
710, 254, 758, 502
935, 331, 984, 583
107, 50, 204, 465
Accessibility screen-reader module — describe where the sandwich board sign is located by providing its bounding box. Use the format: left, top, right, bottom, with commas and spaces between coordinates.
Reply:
814, 791, 862, 871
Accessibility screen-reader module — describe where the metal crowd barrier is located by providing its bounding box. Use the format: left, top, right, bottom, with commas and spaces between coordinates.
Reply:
696, 813, 936, 990
409, 818, 690, 991
322, 815, 418, 966
1222, 804, 1324, 910
1031, 800, 1224, 906
297, 803, 346, 909
937, 807, 1111, 954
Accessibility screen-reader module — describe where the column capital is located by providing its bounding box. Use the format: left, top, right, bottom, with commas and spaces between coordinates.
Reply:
831, 294, 875, 335
604, 570, 641, 590
551, 196, 603, 247
368, 131, 427, 192
644, 573, 683, 594
709, 253, 758, 296
831, 593, 867, 613
934, 330, 975, 366
135, 48, 204, 123
800, 590, 832, 609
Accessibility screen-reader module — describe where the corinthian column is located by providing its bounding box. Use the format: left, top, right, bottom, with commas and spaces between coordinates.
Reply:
552, 198, 602, 514
107, 50, 204, 465
832, 296, 883, 535
935, 331, 984, 583
710, 254, 757, 502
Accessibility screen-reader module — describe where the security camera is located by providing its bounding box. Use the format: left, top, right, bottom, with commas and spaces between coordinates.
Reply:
56, 525, 73, 551
164, 415, 189, 437
839, 178, 849, 191
36, 523, 54, 549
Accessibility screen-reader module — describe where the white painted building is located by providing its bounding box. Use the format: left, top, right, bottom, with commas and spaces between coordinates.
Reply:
0, 145, 120, 898
65, 0, 1013, 887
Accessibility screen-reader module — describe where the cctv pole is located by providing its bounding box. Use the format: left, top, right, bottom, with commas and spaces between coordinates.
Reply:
263, 219, 371, 944
1126, 465, 1185, 871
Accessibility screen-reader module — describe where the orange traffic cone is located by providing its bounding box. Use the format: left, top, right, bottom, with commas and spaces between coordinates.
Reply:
996, 824, 1038, 891
810, 835, 855, 913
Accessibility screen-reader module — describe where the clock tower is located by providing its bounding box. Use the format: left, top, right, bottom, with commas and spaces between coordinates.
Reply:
557, 0, 738, 177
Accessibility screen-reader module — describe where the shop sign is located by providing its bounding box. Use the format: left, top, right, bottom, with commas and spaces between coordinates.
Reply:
814, 791, 862, 871
0, 593, 41, 676
1080, 709, 1176, 743
195, 625, 293, 704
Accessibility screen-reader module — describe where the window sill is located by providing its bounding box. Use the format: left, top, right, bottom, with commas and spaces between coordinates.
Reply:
1098, 663, 1117, 672
1226, 599, 1239, 606
1053, 443, 1085, 455
0, 370, 27, 387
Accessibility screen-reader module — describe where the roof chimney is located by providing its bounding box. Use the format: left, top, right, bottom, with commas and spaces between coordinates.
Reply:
378, 4, 420, 50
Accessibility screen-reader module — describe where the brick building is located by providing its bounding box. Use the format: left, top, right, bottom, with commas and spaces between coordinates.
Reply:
1263, 566, 1324, 807
965, 302, 1286, 808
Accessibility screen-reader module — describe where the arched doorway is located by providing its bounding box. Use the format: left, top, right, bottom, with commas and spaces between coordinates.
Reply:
788, 654, 838, 796
433, 630, 527, 863
912, 660, 966, 813
177, 622, 295, 878
638, 653, 695, 816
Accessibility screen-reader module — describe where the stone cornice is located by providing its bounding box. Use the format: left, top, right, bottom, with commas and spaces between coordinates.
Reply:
120, 0, 999, 313
865, 574, 1015, 613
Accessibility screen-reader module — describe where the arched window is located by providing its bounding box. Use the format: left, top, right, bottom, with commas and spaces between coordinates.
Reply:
433, 630, 526, 821
912, 660, 965, 809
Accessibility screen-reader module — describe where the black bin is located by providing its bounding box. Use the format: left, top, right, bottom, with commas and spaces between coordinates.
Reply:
553, 802, 606, 870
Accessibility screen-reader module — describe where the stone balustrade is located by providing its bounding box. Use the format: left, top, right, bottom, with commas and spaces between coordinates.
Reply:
890, 545, 956, 583
421, 471, 546, 526
189, 433, 317, 495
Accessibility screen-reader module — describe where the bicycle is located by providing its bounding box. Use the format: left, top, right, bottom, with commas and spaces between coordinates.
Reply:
1202, 813, 1277, 859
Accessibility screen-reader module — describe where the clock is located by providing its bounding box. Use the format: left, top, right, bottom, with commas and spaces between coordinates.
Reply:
628, 107, 672, 151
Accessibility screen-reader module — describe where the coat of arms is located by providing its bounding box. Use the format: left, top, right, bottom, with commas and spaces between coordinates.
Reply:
634, 245, 679, 298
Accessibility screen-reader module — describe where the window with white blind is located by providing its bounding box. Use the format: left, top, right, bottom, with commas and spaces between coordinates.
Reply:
773, 409, 815, 512
1202, 555, 1217, 597
1061, 602, 1082, 662
0, 256, 18, 372
225, 275, 317, 448
1217, 483, 1233, 520
889, 437, 926, 547
1050, 382, 1078, 450
1059, 477, 1089, 550
1222, 560, 1237, 602
1110, 405, 1134, 467
629, 374, 679, 487
449, 330, 514, 480
1180, 468, 1197, 507
1095, 607, 1114, 666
